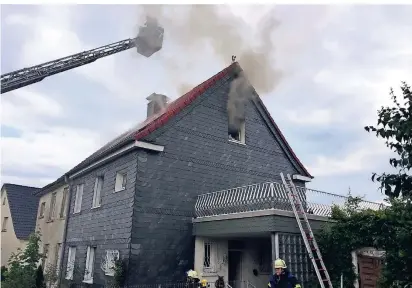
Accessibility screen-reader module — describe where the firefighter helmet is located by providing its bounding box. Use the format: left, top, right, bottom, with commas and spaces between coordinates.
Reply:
274, 259, 287, 269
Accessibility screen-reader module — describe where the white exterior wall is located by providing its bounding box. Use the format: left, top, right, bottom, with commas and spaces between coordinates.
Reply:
35, 184, 68, 274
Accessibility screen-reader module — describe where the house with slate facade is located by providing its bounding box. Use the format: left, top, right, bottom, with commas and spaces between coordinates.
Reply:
57, 62, 342, 287
1, 184, 39, 267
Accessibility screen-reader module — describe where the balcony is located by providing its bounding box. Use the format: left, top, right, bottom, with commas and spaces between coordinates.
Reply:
194, 181, 384, 219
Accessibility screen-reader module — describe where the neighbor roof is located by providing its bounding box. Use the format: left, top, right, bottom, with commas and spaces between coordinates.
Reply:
68, 62, 312, 178
1, 184, 40, 240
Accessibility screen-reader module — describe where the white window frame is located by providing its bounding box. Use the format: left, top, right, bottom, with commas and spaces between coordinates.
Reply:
39, 202, 46, 218
2, 217, 8, 231
48, 192, 57, 221
83, 246, 96, 283
55, 243, 62, 276
203, 242, 215, 271
66, 246, 76, 280
42, 244, 50, 268
102, 250, 120, 276
59, 187, 68, 218
74, 184, 84, 213
92, 177, 104, 208
228, 121, 246, 144
114, 172, 127, 192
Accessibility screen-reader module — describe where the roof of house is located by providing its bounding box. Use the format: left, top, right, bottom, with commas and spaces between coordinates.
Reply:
1, 183, 40, 240
67, 62, 312, 178
33, 175, 66, 197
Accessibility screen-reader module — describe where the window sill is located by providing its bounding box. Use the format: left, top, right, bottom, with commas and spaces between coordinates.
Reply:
83, 279, 93, 284
38, 216, 44, 219
73, 211, 81, 215
228, 139, 246, 146
91, 205, 102, 210
114, 188, 126, 193
105, 272, 115, 277
1, 230, 6, 232
46, 219, 54, 223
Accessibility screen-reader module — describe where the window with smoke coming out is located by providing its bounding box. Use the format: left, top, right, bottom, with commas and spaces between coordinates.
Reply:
228, 121, 245, 144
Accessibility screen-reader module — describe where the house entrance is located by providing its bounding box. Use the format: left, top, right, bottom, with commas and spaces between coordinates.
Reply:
358, 255, 383, 288
228, 250, 243, 288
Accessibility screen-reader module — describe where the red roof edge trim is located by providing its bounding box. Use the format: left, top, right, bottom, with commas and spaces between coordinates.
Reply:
256, 97, 313, 178
134, 63, 236, 141
134, 61, 312, 178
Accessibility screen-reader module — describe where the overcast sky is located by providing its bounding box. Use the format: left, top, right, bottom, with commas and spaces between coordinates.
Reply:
1, 5, 411, 203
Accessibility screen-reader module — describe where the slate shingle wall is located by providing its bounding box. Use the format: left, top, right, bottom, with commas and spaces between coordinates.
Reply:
129, 74, 306, 284
61, 151, 138, 287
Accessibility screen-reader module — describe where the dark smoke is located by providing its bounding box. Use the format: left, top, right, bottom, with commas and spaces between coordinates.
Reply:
139, 5, 282, 131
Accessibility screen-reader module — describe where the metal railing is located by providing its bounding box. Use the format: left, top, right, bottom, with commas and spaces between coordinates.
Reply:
194, 181, 384, 218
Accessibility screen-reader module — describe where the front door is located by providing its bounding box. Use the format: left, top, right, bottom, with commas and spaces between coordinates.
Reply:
228, 250, 243, 288
358, 255, 383, 288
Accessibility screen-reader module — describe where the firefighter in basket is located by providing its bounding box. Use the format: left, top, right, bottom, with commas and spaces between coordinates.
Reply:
268, 259, 301, 288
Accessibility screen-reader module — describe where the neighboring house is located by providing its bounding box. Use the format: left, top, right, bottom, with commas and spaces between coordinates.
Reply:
34, 176, 69, 277
1, 184, 39, 267
58, 62, 362, 287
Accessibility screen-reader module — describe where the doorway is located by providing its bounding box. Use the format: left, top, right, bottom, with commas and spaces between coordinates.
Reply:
228, 250, 243, 288
358, 255, 383, 288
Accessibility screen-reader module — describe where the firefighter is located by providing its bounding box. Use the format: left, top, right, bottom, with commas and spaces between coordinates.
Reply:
267, 259, 301, 288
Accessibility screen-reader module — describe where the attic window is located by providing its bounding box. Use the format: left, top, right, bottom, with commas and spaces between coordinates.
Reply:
228, 121, 245, 144
39, 202, 46, 218
2, 197, 5, 205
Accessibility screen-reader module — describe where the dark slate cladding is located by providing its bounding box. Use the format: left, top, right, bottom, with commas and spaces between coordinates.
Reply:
61, 64, 310, 286
61, 151, 138, 287
128, 73, 303, 284
2, 184, 40, 240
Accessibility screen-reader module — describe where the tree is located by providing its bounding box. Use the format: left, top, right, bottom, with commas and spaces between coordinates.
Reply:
365, 81, 412, 199
316, 197, 412, 287
2, 231, 43, 288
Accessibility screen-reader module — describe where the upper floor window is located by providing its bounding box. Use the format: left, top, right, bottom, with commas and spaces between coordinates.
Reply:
92, 177, 104, 208
2, 217, 8, 232
114, 172, 127, 192
39, 202, 46, 219
47, 192, 57, 221
74, 184, 84, 214
59, 187, 68, 218
228, 121, 245, 144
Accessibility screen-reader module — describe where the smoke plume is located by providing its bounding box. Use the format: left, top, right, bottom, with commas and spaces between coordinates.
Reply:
139, 5, 282, 131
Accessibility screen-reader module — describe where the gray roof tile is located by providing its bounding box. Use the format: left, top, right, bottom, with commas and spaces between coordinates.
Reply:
2, 184, 40, 240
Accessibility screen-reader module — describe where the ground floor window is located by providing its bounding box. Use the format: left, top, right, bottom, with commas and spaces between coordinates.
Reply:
66, 246, 76, 280
102, 250, 120, 276
84, 246, 96, 283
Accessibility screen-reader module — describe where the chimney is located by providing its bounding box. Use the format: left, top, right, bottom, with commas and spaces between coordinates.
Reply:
146, 93, 170, 118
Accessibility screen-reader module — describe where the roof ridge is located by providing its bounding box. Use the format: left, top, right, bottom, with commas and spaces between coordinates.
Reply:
134, 62, 237, 140
2, 183, 40, 190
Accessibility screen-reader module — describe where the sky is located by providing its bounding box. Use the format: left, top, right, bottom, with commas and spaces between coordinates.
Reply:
1, 4, 411, 203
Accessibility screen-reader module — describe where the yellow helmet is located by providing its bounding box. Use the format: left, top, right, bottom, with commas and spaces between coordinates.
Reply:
274, 259, 287, 269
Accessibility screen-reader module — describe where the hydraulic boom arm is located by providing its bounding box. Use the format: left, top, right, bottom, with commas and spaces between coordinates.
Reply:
1, 39, 135, 94
1, 16, 164, 94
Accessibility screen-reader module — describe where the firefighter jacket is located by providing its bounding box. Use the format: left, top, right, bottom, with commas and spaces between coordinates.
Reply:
267, 269, 301, 288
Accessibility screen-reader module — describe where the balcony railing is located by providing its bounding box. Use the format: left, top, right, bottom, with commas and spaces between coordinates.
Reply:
194, 181, 384, 218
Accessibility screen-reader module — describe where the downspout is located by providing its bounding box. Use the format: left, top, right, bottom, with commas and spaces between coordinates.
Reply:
58, 174, 73, 286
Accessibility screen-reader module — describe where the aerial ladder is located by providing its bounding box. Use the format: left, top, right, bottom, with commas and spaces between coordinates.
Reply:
0, 16, 164, 94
